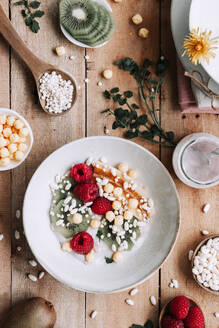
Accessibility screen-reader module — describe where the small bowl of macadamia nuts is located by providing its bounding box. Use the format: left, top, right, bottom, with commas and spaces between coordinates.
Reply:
0, 108, 33, 171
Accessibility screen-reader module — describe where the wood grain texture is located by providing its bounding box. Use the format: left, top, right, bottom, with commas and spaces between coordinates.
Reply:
160, 1, 219, 327
0, 0, 11, 320
9, 0, 86, 326
0, 0, 218, 327
86, 1, 160, 327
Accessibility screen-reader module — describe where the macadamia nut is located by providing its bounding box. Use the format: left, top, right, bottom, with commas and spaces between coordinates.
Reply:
106, 211, 115, 222
132, 14, 143, 25
55, 46, 66, 57
138, 28, 149, 38
102, 69, 113, 80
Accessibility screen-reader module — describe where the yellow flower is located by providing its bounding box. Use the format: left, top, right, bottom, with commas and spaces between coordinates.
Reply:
182, 28, 218, 65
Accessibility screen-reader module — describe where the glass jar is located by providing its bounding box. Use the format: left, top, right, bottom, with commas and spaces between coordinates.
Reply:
173, 133, 219, 189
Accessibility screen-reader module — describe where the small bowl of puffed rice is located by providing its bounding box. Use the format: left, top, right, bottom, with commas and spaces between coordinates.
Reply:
191, 234, 219, 296
0, 108, 33, 171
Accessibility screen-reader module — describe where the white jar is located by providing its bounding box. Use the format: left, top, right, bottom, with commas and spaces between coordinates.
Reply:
173, 133, 219, 189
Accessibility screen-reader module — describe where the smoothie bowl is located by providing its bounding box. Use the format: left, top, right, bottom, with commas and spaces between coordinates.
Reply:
23, 137, 180, 293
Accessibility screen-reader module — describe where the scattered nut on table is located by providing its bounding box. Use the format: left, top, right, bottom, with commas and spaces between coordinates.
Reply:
102, 69, 113, 80
132, 14, 143, 25
138, 28, 149, 38
55, 46, 66, 57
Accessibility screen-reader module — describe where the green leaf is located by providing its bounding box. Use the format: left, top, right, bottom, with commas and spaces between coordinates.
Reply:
30, 1, 41, 9
112, 121, 118, 130
132, 103, 140, 110
21, 9, 27, 17
103, 90, 111, 99
124, 130, 138, 139
130, 121, 138, 129
31, 19, 40, 33
114, 108, 125, 119
101, 109, 110, 114
151, 125, 162, 136
166, 131, 175, 141
105, 257, 114, 264
110, 87, 120, 93
118, 97, 126, 106
14, 1, 25, 5
124, 90, 133, 98
143, 58, 153, 68
144, 320, 153, 328
113, 94, 122, 102
156, 57, 169, 77
25, 17, 33, 26
136, 115, 148, 125
141, 131, 154, 140
96, 230, 102, 241
32, 9, 44, 17
129, 110, 137, 120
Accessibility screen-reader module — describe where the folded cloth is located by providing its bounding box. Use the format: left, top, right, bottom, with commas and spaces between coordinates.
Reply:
177, 59, 219, 114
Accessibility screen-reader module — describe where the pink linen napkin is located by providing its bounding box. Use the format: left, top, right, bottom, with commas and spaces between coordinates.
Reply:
177, 59, 219, 114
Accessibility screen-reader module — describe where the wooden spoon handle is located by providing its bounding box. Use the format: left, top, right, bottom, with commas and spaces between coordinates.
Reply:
0, 4, 47, 78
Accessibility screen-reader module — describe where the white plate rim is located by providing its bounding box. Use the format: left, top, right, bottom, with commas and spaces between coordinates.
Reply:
189, 0, 219, 84
23, 136, 181, 294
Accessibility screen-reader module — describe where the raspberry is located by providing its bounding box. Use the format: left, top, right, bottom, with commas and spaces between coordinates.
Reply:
162, 315, 184, 328
71, 232, 94, 254
184, 307, 205, 328
73, 183, 98, 203
169, 296, 190, 319
71, 163, 93, 183
91, 197, 112, 215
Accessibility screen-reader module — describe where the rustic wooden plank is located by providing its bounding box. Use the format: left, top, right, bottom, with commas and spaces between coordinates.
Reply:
160, 1, 218, 327
9, 0, 86, 326
0, 0, 11, 320
86, 1, 160, 327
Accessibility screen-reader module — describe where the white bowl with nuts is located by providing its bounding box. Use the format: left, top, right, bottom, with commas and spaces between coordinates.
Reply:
0, 108, 33, 171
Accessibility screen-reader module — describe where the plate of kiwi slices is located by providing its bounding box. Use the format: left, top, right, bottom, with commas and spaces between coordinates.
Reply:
60, 0, 116, 48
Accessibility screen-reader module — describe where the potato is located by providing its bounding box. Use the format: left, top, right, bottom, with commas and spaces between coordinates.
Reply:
2, 297, 56, 328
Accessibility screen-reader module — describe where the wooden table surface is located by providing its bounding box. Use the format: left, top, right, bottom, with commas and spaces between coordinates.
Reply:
0, 0, 218, 327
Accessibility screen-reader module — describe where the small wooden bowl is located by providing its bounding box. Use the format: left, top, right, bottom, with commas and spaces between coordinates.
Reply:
159, 297, 205, 328
191, 234, 219, 296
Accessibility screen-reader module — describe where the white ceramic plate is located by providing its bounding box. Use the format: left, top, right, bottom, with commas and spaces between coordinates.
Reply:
0, 108, 33, 171
23, 137, 180, 293
60, 0, 112, 49
189, 0, 219, 84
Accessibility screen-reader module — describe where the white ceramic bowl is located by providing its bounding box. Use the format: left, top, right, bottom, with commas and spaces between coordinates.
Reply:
189, 0, 219, 85
23, 137, 180, 293
0, 108, 33, 171
60, 0, 113, 49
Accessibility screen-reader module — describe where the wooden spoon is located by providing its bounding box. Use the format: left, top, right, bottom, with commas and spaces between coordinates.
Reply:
0, 4, 77, 116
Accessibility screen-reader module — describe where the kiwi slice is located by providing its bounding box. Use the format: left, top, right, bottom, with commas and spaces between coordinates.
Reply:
97, 217, 140, 251
60, 0, 99, 38
90, 7, 116, 46
60, 0, 116, 47
76, 6, 116, 46
51, 198, 90, 238
75, 5, 114, 45
71, 3, 105, 39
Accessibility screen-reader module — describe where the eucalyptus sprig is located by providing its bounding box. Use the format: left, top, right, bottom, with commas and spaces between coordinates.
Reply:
102, 57, 176, 148
14, 0, 44, 33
